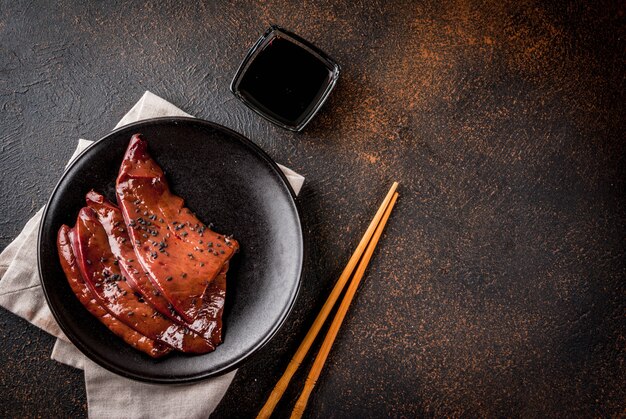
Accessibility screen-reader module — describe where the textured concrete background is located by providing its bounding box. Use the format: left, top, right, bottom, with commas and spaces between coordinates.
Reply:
1, 0, 624, 417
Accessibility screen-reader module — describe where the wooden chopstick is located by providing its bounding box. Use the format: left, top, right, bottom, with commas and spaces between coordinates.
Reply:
256, 182, 399, 419
290, 191, 399, 419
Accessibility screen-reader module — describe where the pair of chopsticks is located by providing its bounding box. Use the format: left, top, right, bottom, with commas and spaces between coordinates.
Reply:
257, 182, 399, 419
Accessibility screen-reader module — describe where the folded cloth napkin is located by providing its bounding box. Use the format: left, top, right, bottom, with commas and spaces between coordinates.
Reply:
0, 91, 305, 418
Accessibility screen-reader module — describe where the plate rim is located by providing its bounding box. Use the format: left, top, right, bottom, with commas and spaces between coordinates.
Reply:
38, 116, 304, 383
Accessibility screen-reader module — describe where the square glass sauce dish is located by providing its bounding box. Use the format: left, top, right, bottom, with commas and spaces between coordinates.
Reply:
230, 25, 340, 132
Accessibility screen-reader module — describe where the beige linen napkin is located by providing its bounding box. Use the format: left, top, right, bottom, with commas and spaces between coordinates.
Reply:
0, 91, 304, 418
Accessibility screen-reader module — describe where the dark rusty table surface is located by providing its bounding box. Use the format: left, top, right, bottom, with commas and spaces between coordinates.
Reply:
1, 0, 624, 417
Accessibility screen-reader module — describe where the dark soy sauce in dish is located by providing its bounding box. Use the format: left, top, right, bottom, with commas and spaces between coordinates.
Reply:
237, 36, 333, 127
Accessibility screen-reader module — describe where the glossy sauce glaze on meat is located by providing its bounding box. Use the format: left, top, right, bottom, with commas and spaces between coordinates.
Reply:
57, 225, 171, 358
116, 134, 238, 323
72, 207, 216, 353
56, 134, 237, 358
86, 190, 224, 345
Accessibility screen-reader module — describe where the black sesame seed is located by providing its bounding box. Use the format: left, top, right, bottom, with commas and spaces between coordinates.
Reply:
181, 231, 188, 237
220, 250, 225, 254
113, 260, 119, 265
166, 276, 173, 281
127, 259, 134, 263
181, 273, 187, 278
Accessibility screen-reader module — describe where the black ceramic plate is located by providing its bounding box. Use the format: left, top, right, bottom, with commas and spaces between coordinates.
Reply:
38, 117, 303, 383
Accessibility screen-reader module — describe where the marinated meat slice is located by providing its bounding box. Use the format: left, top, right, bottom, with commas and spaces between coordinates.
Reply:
57, 225, 171, 358
202, 265, 227, 347
71, 207, 216, 354
116, 134, 238, 322
85, 192, 178, 320
85, 190, 225, 345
